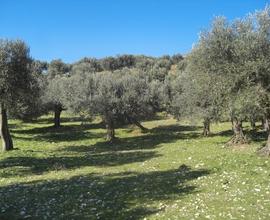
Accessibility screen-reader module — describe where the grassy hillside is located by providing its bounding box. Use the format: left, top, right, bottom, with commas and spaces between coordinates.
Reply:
0, 115, 269, 219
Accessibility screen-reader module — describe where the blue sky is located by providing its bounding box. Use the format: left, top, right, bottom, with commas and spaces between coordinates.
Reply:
0, 0, 268, 63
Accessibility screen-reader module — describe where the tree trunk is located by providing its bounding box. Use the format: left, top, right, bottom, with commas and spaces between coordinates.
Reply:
105, 115, 115, 142
230, 117, 234, 132
258, 129, 270, 156
202, 119, 210, 136
264, 118, 269, 132
261, 118, 265, 130
0, 104, 13, 151
126, 115, 148, 132
54, 105, 62, 128
228, 119, 247, 145
250, 118, 256, 130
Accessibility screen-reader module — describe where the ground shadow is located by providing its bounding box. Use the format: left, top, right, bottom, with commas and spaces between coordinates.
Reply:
213, 128, 268, 144
27, 115, 90, 125
62, 123, 201, 154
0, 150, 160, 177
150, 124, 201, 133
214, 129, 233, 137
0, 165, 210, 220
11, 123, 104, 142
247, 130, 268, 143
12, 122, 104, 135
2, 123, 203, 178
12, 120, 201, 145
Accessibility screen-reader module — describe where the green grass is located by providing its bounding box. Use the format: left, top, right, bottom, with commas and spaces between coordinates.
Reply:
0, 115, 270, 219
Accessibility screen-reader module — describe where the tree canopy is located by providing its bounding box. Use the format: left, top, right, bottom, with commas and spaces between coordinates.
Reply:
0, 40, 38, 151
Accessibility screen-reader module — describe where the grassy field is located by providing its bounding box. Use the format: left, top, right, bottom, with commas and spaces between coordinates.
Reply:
0, 115, 270, 220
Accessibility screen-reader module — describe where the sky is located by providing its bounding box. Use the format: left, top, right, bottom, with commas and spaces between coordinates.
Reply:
0, 0, 269, 63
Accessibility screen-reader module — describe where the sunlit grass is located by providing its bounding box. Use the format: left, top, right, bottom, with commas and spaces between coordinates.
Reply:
0, 115, 269, 219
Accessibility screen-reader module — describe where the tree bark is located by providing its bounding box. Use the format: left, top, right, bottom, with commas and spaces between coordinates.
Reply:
105, 114, 115, 142
0, 104, 13, 151
261, 118, 265, 130
230, 115, 234, 131
264, 118, 269, 132
54, 105, 62, 128
250, 118, 256, 130
228, 118, 247, 145
258, 129, 270, 156
202, 118, 210, 136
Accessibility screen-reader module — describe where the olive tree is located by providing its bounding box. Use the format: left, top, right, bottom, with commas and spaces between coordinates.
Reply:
0, 39, 35, 151
43, 59, 69, 127
12, 60, 47, 121
186, 16, 257, 143
65, 69, 155, 142
186, 6, 270, 148
44, 75, 68, 127
71, 57, 102, 74
252, 7, 270, 155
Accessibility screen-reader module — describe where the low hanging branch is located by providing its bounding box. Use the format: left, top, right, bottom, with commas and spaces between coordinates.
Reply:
125, 114, 148, 132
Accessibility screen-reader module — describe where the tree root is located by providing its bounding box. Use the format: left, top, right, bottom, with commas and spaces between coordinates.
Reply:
257, 145, 270, 156
227, 134, 248, 145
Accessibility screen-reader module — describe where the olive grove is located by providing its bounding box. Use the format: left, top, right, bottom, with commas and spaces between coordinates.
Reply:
1, 7, 270, 155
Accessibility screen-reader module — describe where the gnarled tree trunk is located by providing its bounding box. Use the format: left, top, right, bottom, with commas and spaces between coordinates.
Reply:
228, 118, 247, 145
54, 105, 62, 128
0, 104, 13, 151
202, 118, 210, 136
258, 128, 270, 156
105, 114, 115, 142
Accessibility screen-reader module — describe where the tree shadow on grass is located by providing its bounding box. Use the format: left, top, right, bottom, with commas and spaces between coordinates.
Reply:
2, 123, 203, 179
0, 165, 210, 220
8, 123, 24, 130
12, 122, 104, 135
27, 115, 90, 125
62, 124, 201, 154
247, 130, 268, 143
2, 129, 177, 177
69, 133, 180, 153
0, 151, 160, 177
11, 123, 104, 143
213, 129, 233, 138
12, 121, 201, 146
150, 124, 202, 133
212, 129, 268, 144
